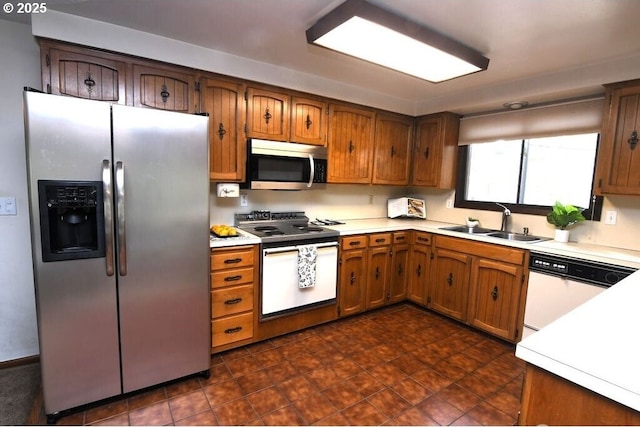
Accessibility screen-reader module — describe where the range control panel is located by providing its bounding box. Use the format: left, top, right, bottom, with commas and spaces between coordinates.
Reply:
530, 252, 637, 287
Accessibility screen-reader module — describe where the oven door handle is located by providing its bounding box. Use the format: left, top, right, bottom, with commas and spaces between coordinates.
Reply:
263, 241, 338, 256
307, 154, 314, 188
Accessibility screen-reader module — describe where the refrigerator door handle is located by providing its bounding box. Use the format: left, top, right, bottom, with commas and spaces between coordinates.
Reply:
102, 160, 114, 276
115, 161, 127, 276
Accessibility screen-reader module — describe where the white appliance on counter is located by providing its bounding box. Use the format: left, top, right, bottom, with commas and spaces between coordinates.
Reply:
387, 197, 426, 219
522, 252, 636, 340
23, 90, 211, 421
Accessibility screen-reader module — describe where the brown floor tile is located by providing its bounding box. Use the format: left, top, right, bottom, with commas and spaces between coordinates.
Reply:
389, 355, 427, 376
450, 413, 483, 426
485, 389, 522, 416
367, 388, 412, 419
292, 393, 337, 424
304, 367, 341, 390
253, 348, 285, 368
88, 412, 129, 426
261, 405, 306, 426
313, 346, 346, 364
200, 363, 233, 386
415, 394, 464, 426
56, 412, 85, 426
213, 397, 258, 425
432, 358, 468, 381
341, 400, 389, 426
464, 400, 516, 426
84, 399, 128, 425
169, 389, 211, 421
367, 363, 407, 386
328, 358, 363, 379
411, 367, 453, 392
263, 360, 299, 384
204, 378, 244, 407
226, 355, 263, 378
127, 386, 167, 411
321, 381, 363, 410
392, 407, 439, 426
166, 377, 202, 398
278, 376, 318, 402
313, 411, 350, 426
237, 369, 274, 395
437, 383, 482, 413
456, 371, 501, 399
174, 409, 218, 426
246, 386, 290, 416
289, 353, 325, 373
390, 377, 433, 405
128, 401, 172, 426
346, 371, 386, 397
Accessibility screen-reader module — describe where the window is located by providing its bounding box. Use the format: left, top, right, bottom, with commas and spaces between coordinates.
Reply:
456, 133, 602, 220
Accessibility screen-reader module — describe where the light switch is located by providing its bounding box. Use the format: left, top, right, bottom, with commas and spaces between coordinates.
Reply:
0, 197, 17, 215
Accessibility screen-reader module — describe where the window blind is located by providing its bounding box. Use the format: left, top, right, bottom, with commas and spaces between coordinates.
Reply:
458, 97, 604, 145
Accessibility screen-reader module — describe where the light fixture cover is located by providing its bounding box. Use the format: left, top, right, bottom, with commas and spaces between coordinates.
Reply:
306, 0, 489, 82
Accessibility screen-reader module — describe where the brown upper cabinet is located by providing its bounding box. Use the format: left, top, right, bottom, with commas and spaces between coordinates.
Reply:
290, 96, 329, 146
595, 79, 640, 195
132, 64, 198, 113
328, 104, 376, 184
372, 112, 413, 185
412, 112, 460, 188
42, 42, 127, 104
246, 87, 290, 141
200, 77, 246, 181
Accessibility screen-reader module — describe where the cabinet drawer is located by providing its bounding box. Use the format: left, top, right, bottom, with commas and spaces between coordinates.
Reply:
413, 231, 432, 246
212, 312, 253, 346
341, 235, 368, 250
212, 284, 254, 318
211, 247, 255, 270
211, 267, 254, 289
393, 231, 409, 244
369, 233, 392, 247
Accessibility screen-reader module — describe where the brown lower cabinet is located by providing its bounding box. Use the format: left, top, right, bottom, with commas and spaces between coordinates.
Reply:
519, 364, 640, 425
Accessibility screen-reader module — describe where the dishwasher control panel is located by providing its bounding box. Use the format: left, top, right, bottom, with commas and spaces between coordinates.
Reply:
530, 252, 637, 287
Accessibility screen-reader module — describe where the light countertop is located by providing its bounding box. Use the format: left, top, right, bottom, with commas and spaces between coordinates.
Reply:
516, 270, 640, 412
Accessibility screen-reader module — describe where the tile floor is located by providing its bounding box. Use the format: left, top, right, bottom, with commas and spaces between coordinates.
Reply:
46, 303, 525, 426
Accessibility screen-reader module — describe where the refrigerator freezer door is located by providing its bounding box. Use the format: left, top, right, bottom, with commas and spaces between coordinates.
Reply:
111, 105, 210, 393
24, 92, 121, 414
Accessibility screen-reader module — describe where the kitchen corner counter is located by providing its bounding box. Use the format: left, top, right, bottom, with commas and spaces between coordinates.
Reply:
210, 230, 261, 248
516, 269, 640, 412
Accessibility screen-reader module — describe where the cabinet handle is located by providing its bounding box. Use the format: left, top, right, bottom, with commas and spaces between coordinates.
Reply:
416, 264, 422, 277
305, 114, 312, 129
397, 263, 403, 275
424, 147, 429, 158
447, 272, 453, 286
375, 267, 380, 279
160, 84, 170, 103
375, 238, 386, 243
224, 258, 242, 264
417, 237, 429, 243
217, 123, 227, 140
391, 146, 396, 157
349, 241, 361, 246
224, 297, 242, 305
224, 275, 242, 282
224, 326, 242, 334
628, 130, 638, 150
264, 108, 272, 124
491, 285, 499, 301
350, 272, 356, 284
348, 141, 355, 153
84, 72, 95, 92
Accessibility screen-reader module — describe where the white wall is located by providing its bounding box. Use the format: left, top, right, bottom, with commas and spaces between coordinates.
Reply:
0, 20, 41, 362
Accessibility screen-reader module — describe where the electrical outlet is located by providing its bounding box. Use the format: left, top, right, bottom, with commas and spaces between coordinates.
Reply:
240, 194, 248, 207
605, 210, 617, 225
446, 199, 453, 209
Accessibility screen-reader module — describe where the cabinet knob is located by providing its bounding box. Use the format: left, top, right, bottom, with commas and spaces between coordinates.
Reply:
348, 140, 355, 153
217, 123, 227, 140
84, 72, 95, 92
305, 114, 312, 130
491, 285, 499, 301
628, 130, 638, 150
416, 264, 422, 277
160, 84, 170, 103
447, 272, 453, 285
350, 271, 356, 284
264, 108, 272, 124
375, 267, 380, 279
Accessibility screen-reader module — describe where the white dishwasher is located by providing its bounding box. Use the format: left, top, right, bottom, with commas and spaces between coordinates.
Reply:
523, 252, 636, 340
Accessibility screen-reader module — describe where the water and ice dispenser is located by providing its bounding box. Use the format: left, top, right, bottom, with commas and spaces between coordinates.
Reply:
38, 180, 105, 262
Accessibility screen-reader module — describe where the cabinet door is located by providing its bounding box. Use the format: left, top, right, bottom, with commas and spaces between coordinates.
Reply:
132, 64, 197, 113
468, 258, 523, 341
389, 243, 410, 303
596, 83, 640, 195
366, 246, 390, 309
407, 243, 430, 305
328, 104, 376, 183
429, 247, 471, 322
339, 248, 367, 317
412, 113, 460, 188
45, 47, 126, 103
372, 113, 413, 185
200, 77, 246, 181
291, 96, 328, 145
246, 87, 290, 141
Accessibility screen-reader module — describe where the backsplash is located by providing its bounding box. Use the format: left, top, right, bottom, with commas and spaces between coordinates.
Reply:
209, 184, 640, 252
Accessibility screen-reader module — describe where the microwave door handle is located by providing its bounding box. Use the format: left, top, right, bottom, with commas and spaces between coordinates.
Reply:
308, 154, 314, 188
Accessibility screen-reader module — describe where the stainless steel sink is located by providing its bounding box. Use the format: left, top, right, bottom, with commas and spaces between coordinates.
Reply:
485, 231, 548, 242
439, 225, 498, 234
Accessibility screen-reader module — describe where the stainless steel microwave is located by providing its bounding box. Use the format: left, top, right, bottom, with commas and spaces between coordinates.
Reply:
243, 139, 328, 190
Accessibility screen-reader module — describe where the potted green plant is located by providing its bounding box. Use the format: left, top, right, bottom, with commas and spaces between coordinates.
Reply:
546, 201, 585, 242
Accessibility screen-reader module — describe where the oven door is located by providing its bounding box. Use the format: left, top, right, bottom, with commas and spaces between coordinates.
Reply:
522, 271, 606, 340
261, 241, 338, 318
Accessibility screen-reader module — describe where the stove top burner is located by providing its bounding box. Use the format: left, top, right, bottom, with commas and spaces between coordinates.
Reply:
234, 210, 339, 244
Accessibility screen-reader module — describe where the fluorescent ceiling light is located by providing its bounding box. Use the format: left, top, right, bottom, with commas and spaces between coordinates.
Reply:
306, 0, 489, 83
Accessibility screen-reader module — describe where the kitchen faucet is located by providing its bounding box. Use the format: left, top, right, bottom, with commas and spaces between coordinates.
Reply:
495, 203, 511, 231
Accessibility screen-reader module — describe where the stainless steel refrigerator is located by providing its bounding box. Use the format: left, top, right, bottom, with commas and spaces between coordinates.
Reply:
23, 90, 211, 419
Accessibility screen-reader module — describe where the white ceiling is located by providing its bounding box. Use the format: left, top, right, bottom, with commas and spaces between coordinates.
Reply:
6, 0, 640, 115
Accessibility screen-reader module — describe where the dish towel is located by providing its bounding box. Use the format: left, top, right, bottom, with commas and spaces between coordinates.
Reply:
297, 245, 317, 288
